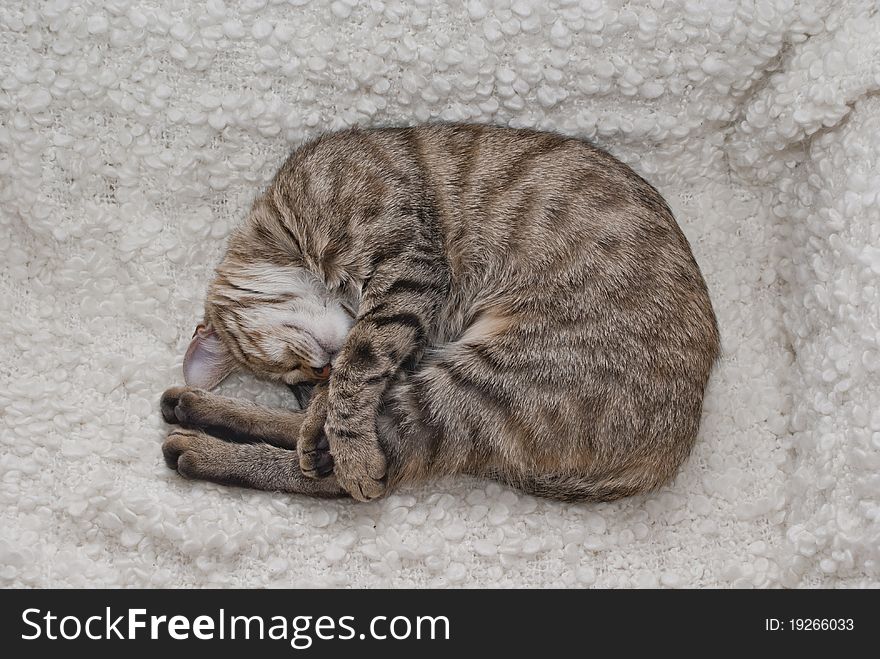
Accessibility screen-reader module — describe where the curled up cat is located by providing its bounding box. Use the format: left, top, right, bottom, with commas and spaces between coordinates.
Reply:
160, 123, 720, 503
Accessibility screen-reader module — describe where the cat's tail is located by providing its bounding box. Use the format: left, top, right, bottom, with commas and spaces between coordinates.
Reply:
495, 471, 661, 503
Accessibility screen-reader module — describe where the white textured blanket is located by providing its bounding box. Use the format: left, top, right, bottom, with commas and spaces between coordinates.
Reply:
1, 0, 878, 588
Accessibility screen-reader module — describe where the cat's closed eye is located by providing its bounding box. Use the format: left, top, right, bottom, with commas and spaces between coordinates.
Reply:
282, 364, 332, 385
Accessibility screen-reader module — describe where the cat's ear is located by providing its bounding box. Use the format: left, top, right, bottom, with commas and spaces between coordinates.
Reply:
183, 324, 236, 389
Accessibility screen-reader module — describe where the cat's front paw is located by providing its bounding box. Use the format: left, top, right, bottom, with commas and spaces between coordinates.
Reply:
330, 436, 387, 502
160, 386, 209, 426
297, 430, 335, 478
297, 388, 336, 479
297, 408, 386, 500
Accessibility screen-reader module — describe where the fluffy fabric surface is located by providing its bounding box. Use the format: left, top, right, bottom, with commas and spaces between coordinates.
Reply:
1, 0, 878, 588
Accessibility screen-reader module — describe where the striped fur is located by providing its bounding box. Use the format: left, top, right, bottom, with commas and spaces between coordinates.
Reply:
162, 123, 720, 502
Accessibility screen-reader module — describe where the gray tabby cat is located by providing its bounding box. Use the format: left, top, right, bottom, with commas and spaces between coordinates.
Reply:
160, 123, 720, 502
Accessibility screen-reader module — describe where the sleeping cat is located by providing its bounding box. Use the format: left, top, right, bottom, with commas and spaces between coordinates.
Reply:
160, 123, 720, 502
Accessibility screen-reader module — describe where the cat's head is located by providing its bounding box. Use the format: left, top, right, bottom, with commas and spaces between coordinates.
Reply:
183, 262, 355, 390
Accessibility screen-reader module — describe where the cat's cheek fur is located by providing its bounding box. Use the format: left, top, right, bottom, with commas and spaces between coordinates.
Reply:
242, 301, 351, 366
291, 301, 353, 363
210, 262, 354, 370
